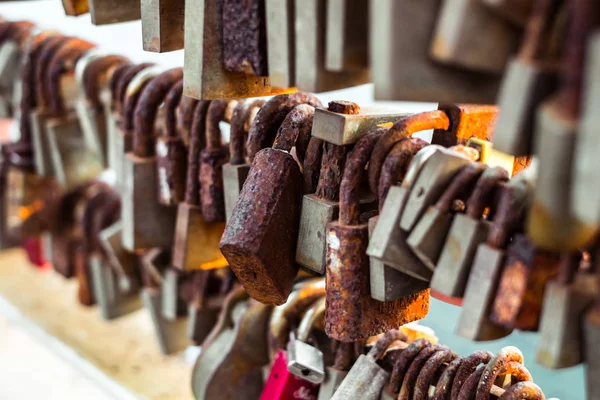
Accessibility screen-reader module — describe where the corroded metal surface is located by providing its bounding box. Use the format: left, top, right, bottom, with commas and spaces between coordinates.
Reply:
229, 99, 265, 165
82, 55, 130, 109
302, 136, 324, 195
327, 100, 360, 115
184, 100, 210, 205
35, 35, 72, 108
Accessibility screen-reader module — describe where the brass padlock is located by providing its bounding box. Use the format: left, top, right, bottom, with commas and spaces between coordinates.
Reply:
456, 174, 532, 341
141, 0, 185, 52
183, 0, 289, 99
326, 130, 429, 342
492, 0, 562, 156
221, 98, 319, 305
172, 100, 227, 271
223, 99, 265, 222
61, 0, 89, 15
370, 0, 501, 103
265, 0, 295, 88
431, 167, 509, 298
122, 67, 182, 251
325, 0, 368, 72
88, 0, 142, 25
294, 0, 369, 92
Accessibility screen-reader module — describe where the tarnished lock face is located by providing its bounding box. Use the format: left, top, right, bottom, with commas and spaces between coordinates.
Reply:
431, 167, 509, 298
331, 330, 407, 400
88, 0, 142, 25
490, 234, 561, 331
456, 176, 531, 341
537, 253, 598, 368
326, 130, 429, 342
121, 67, 182, 251
141, 0, 185, 53
172, 99, 227, 271
221, 97, 319, 305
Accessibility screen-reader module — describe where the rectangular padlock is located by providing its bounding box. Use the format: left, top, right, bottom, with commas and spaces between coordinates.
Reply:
90, 256, 141, 320
325, 0, 368, 72
88, 0, 142, 25
294, 0, 369, 93
141, 0, 185, 52
370, 0, 501, 103
265, 0, 295, 88
184, 0, 288, 99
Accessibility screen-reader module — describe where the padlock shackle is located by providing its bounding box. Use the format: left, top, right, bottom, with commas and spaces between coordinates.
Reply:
518, 0, 564, 61
487, 177, 531, 248
185, 100, 211, 205
162, 79, 183, 139
132, 67, 183, 157
246, 92, 322, 162
366, 329, 408, 361
412, 347, 458, 400
332, 342, 353, 371
397, 344, 443, 399
35, 35, 71, 110
302, 136, 324, 195
339, 128, 386, 226
177, 95, 199, 138
121, 65, 161, 133
0, 20, 34, 44
449, 350, 493, 400
116, 63, 154, 118
108, 63, 132, 110
431, 356, 462, 399
272, 103, 315, 153
377, 138, 428, 210
296, 297, 326, 342
389, 338, 431, 396
82, 55, 130, 109
368, 111, 450, 195
46, 39, 97, 116
435, 162, 487, 214
205, 100, 233, 151
475, 346, 524, 400
229, 99, 266, 165
498, 381, 545, 400
465, 167, 509, 219
82, 188, 121, 255
315, 142, 346, 202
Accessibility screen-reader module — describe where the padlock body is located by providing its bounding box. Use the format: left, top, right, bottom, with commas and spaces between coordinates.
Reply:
172, 202, 226, 271
162, 268, 182, 321
584, 305, 600, 400
260, 349, 319, 400
75, 101, 109, 167
122, 154, 177, 251
330, 354, 389, 400
326, 221, 430, 342
491, 235, 560, 331
99, 222, 137, 276
493, 59, 558, 156
407, 206, 454, 271
89, 0, 142, 25
368, 216, 430, 302
30, 110, 55, 176
220, 148, 303, 305
141, 287, 190, 354
90, 256, 141, 320
187, 302, 220, 345
141, 0, 185, 52
537, 274, 597, 368
431, 215, 492, 297
223, 162, 250, 223
455, 244, 512, 341
287, 339, 326, 384
317, 367, 348, 400
366, 187, 432, 281
529, 102, 598, 251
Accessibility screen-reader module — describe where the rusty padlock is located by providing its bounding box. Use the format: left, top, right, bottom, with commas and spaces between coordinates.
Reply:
369, 137, 431, 302
408, 162, 487, 271
490, 233, 561, 331
122, 67, 182, 251
172, 100, 227, 271
88, 0, 142, 25
223, 99, 265, 222
326, 130, 429, 342
537, 251, 598, 368
431, 167, 509, 298
456, 173, 532, 341
221, 102, 317, 305
156, 79, 187, 205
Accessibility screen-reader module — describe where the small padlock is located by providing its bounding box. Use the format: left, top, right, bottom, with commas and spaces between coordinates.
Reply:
325, 0, 368, 72
88, 0, 142, 25
287, 297, 327, 384
492, 0, 562, 156
369, 138, 431, 302
331, 330, 407, 400
431, 167, 509, 298
456, 173, 532, 341
223, 99, 265, 222
326, 130, 429, 342
537, 252, 598, 368
221, 100, 317, 305
318, 342, 355, 400
408, 162, 487, 271
172, 99, 227, 271
121, 67, 182, 251
490, 233, 561, 331
528, 0, 598, 251
141, 0, 185, 52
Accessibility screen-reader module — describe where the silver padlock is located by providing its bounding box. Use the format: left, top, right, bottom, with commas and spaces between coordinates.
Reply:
287, 297, 326, 384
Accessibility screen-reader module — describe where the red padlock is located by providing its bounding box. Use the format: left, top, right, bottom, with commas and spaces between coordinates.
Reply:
260, 349, 320, 400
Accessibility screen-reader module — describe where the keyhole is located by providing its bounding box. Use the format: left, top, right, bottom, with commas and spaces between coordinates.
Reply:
253, 272, 257, 280
301, 369, 311, 377
416, 187, 425, 197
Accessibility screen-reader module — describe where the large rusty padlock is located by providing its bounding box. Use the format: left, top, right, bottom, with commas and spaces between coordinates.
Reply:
121, 67, 182, 251
223, 99, 265, 222
221, 98, 320, 305
326, 130, 429, 342
156, 79, 188, 206
456, 173, 532, 341
172, 100, 227, 271
369, 137, 431, 302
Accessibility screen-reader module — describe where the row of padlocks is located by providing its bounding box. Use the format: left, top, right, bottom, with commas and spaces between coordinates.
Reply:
0, 0, 597, 398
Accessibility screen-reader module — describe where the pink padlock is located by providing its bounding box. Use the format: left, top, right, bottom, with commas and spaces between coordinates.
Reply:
260, 349, 320, 400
